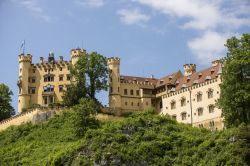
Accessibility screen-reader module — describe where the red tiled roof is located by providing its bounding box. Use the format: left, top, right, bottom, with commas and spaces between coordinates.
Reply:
174, 64, 221, 91
156, 71, 182, 87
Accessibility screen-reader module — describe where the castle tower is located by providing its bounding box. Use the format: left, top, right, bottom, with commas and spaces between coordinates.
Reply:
18, 54, 32, 113
70, 48, 86, 65
107, 57, 121, 109
183, 64, 196, 76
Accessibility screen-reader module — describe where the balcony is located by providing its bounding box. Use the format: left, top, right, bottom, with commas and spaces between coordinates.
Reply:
42, 91, 55, 96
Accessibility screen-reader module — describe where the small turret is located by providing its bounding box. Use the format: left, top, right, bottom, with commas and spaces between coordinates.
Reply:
70, 48, 86, 65
183, 64, 196, 76
48, 51, 55, 62
212, 60, 220, 67
107, 57, 121, 109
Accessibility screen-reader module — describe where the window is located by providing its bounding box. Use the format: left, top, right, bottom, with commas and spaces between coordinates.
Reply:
67, 75, 71, 81
33, 69, 36, 73
180, 97, 186, 107
170, 100, 176, 110
181, 112, 187, 120
43, 84, 54, 92
136, 90, 140, 96
208, 89, 213, 99
125, 101, 127, 106
198, 124, 204, 128
130, 89, 134, 95
31, 77, 36, 83
131, 102, 133, 106
124, 89, 128, 95
197, 92, 202, 102
208, 105, 215, 113
197, 108, 203, 116
19, 68, 22, 73
209, 121, 215, 128
44, 74, 54, 82
45, 69, 47, 72
160, 101, 163, 109
29, 87, 36, 94
146, 102, 148, 106
60, 67, 62, 71
118, 87, 119, 93
59, 85, 64, 92
172, 115, 177, 120
59, 75, 64, 81
137, 103, 140, 106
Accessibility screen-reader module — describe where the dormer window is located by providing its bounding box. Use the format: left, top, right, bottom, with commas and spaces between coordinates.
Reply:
181, 84, 187, 89
169, 76, 173, 81
198, 73, 202, 78
193, 80, 198, 85
160, 80, 164, 84
211, 68, 215, 74
187, 76, 190, 82
175, 80, 179, 85
205, 76, 211, 80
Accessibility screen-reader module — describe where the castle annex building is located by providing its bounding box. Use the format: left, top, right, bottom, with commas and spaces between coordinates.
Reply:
108, 57, 224, 130
17, 48, 85, 113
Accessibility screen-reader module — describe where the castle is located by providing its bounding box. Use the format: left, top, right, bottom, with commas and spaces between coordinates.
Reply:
17, 49, 224, 130
17, 48, 85, 113
107, 57, 224, 130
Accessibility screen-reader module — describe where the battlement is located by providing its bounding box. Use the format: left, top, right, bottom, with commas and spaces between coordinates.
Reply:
18, 54, 32, 63
71, 48, 86, 58
107, 57, 120, 65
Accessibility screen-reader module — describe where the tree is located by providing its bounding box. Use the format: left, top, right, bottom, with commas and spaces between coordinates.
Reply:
218, 33, 250, 127
72, 98, 99, 137
86, 52, 108, 99
63, 55, 88, 107
0, 84, 15, 121
63, 51, 108, 107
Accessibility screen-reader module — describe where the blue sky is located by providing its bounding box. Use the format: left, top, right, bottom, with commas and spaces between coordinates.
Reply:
0, 0, 249, 112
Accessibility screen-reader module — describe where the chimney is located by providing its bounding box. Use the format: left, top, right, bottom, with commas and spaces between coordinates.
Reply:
183, 64, 196, 76
212, 60, 220, 67
40, 57, 44, 64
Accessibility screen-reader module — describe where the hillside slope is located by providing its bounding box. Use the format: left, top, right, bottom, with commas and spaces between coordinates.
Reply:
0, 111, 249, 165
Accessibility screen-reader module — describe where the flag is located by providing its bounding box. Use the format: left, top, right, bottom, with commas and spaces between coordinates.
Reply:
20, 40, 25, 49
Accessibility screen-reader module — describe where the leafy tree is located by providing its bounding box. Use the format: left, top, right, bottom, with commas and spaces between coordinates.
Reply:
0, 83, 15, 121
218, 33, 250, 127
86, 52, 108, 100
63, 56, 88, 106
63, 51, 108, 106
72, 98, 99, 137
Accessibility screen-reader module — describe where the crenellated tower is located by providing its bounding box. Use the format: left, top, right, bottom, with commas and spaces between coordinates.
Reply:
70, 48, 86, 65
107, 57, 121, 109
18, 54, 32, 113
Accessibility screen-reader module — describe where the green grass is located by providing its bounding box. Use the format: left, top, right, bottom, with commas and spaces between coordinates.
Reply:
0, 110, 249, 165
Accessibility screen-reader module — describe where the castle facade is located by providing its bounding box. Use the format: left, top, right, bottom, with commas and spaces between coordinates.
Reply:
17, 49, 224, 130
17, 48, 85, 113
107, 57, 224, 130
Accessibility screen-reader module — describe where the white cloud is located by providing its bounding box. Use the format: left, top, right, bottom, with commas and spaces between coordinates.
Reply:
132, 0, 250, 64
188, 31, 231, 64
12, 0, 51, 22
74, 0, 104, 8
117, 9, 150, 25
132, 0, 250, 30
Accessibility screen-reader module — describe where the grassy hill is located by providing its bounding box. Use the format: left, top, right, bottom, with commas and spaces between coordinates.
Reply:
0, 110, 249, 165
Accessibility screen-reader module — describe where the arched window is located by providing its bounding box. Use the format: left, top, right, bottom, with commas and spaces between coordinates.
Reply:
197, 107, 203, 116
208, 105, 215, 113
180, 97, 186, 107
197, 91, 202, 102
207, 88, 213, 98
181, 112, 187, 120
170, 100, 176, 110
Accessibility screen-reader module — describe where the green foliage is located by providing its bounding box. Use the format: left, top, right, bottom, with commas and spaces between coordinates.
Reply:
63, 52, 108, 107
0, 110, 248, 165
218, 33, 250, 127
0, 83, 15, 121
72, 98, 100, 137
